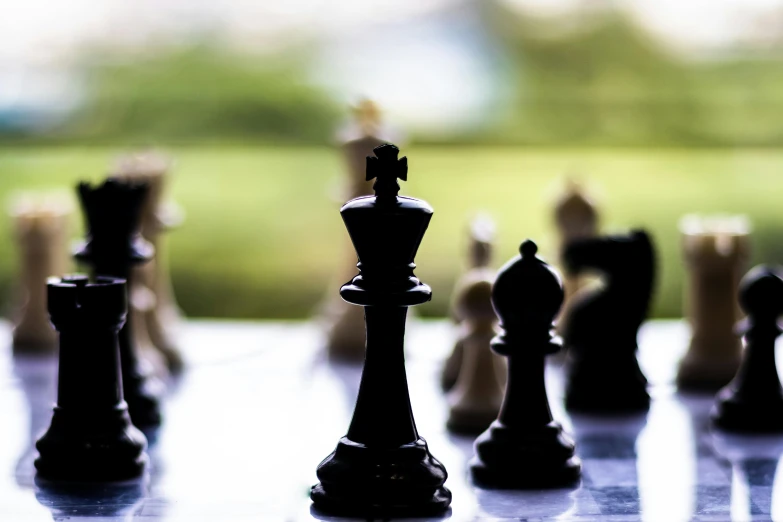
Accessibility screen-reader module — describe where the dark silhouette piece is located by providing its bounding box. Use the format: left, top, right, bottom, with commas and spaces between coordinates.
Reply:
561, 230, 655, 413
75, 179, 162, 429
311, 144, 451, 517
470, 240, 581, 488
712, 266, 783, 432
35, 275, 147, 481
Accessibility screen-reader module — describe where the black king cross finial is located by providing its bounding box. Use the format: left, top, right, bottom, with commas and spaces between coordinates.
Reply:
366, 144, 408, 200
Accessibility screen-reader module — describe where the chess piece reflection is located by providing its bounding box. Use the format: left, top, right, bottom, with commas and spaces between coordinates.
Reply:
712, 266, 783, 433
562, 230, 655, 414
322, 101, 403, 362
712, 431, 783, 520
75, 179, 163, 429
470, 240, 581, 488
553, 179, 598, 335
442, 215, 501, 392
36, 479, 147, 519
312, 144, 451, 517
112, 151, 185, 373
678, 215, 750, 391
9, 193, 72, 354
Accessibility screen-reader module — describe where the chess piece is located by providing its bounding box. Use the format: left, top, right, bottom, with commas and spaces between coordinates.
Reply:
553, 179, 598, 334
562, 230, 655, 414
446, 269, 503, 434
74, 179, 163, 429
112, 152, 185, 372
470, 240, 581, 488
712, 266, 783, 433
311, 144, 451, 517
9, 193, 72, 354
35, 275, 147, 481
442, 215, 496, 391
322, 101, 401, 362
677, 215, 750, 390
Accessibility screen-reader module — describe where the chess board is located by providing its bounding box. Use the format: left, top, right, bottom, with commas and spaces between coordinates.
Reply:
1, 319, 782, 521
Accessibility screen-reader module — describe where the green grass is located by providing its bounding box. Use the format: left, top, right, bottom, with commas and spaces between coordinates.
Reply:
1, 146, 781, 319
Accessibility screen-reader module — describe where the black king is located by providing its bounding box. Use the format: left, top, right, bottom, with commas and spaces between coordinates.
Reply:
311, 144, 451, 517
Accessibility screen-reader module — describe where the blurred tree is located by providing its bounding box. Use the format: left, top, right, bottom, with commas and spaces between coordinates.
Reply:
59, 47, 340, 144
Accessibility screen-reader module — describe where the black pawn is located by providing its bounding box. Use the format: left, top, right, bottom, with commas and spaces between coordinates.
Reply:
311, 144, 451, 517
712, 265, 783, 432
470, 240, 581, 488
75, 179, 162, 429
35, 275, 147, 481
561, 230, 655, 413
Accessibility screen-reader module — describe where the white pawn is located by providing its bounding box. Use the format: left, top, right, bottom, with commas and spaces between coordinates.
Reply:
678, 215, 750, 390
446, 269, 504, 434
10, 193, 72, 354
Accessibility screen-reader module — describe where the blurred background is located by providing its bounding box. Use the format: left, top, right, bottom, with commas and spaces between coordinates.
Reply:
1, 0, 783, 319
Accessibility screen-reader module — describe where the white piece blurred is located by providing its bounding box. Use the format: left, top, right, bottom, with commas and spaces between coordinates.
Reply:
9, 192, 72, 354
677, 214, 750, 390
112, 151, 185, 372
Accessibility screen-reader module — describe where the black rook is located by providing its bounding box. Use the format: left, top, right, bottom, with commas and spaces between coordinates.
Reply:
35, 275, 147, 481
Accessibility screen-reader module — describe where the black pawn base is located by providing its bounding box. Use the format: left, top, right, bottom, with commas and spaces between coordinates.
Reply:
712, 387, 783, 433
470, 420, 581, 489
566, 356, 650, 414
35, 407, 147, 482
311, 436, 452, 517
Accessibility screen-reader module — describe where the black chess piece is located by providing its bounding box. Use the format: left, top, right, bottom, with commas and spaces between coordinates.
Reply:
712, 265, 783, 432
311, 144, 451, 517
470, 240, 581, 488
35, 275, 148, 482
75, 179, 162, 429
561, 230, 655, 414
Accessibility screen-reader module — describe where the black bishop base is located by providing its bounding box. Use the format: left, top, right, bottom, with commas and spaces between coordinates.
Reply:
311, 143, 451, 517
35, 276, 147, 482
470, 241, 581, 489
712, 266, 783, 433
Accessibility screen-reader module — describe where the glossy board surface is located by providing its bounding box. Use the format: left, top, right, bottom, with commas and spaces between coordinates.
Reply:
2, 319, 783, 521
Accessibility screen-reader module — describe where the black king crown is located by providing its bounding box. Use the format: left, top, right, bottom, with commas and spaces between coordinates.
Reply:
340, 143, 432, 306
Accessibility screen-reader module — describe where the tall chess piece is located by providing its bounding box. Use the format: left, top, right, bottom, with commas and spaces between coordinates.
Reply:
678, 215, 750, 390
470, 240, 581, 488
311, 144, 451, 517
442, 215, 496, 391
113, 152, 185, 372
35, 275, 147, 481
712, 266, 783, 432
562, 230, 655, 414
322, 101, 402, 361
446, 268, 503, 434
553, 179, 598, 334
10, 193, 72, 354
75, 179, 163, 429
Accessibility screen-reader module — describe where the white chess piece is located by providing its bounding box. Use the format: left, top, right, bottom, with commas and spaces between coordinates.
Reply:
10, 193, 72, 354
678, 215, 750, 390
446, 269, 504, 434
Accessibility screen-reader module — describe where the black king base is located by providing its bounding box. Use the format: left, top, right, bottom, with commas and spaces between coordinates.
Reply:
311, 144, 451, 517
